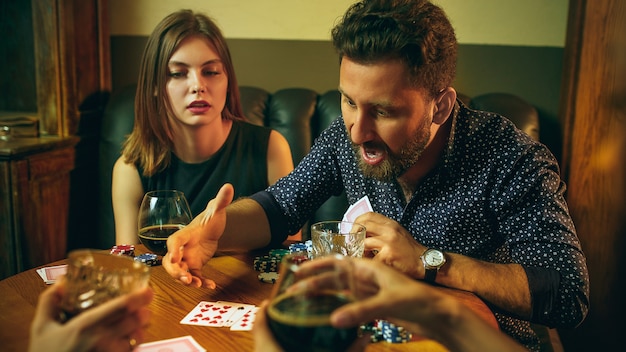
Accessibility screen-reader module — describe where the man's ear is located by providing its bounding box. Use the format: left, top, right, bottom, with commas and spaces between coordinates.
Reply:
433, 87, 457, 125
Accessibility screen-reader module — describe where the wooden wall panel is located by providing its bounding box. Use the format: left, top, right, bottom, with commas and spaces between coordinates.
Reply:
559, 0, 626, 350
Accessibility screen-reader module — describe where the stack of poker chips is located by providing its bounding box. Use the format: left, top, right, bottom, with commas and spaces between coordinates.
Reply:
255, 246, 314, 283
253, 254, 281, 273
134, 253, 159, 266
288, 240, 313, 258
254, 250, 282, 283
110, 244, 135, 257
360, 320, 412, 344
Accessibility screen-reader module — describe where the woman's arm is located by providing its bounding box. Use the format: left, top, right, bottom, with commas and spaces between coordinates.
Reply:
112, 157, 145, 245
266, 130, 294, 184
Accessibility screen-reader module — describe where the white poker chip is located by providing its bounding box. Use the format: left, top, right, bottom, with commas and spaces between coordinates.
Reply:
258, 272, 279, 284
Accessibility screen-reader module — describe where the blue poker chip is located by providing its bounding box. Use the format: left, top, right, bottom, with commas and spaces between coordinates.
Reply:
134, 253, 158, 266
378, 320, 411, 343
289, 243, 307, 252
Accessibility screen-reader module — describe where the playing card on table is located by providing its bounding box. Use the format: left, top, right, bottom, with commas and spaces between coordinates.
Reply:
180, 301, 247, 327
36, 264, 68, 284
230, 306, 259, 331
135, 335, 205, 352
217, 301, 256, 327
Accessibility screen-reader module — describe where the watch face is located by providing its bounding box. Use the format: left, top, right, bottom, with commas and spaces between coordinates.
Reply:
425, 249, 445, 266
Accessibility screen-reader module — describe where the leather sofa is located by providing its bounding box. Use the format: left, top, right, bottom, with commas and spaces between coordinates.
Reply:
97, 85, 544, 249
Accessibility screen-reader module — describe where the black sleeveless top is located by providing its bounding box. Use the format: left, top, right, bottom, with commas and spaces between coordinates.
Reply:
140, 121, 271, 216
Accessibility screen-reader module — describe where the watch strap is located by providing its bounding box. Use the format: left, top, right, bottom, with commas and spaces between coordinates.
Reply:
424, 267, 438, 282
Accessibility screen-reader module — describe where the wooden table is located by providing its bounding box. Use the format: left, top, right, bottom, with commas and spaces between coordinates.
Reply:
0, 247, 498, 351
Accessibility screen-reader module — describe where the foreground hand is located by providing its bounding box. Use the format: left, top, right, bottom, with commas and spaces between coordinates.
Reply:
324, 257, 437, 337
356, 212, 425, 279
29, 279, 153, 352
253, 300, 369, 352
163, 183, 235, 288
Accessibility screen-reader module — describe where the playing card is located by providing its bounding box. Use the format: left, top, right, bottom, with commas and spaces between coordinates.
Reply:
135, 335, 205, 352
36, 264, 68, 284
230, 306, 259, 331
217, 301, 255, 327
180, 301, 245, 327
342, 195, 373, 226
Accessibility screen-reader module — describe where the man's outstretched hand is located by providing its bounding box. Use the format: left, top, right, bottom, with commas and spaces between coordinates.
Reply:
162, 183, 235, 288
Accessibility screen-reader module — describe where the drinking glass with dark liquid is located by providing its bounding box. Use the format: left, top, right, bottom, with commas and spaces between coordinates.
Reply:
138, 190, 192, 256
267, 253, 359, 352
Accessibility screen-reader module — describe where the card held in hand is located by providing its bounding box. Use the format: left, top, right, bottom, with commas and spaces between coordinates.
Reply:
342, 195, 373, 223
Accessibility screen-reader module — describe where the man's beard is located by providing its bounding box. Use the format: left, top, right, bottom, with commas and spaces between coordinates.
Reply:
351, 122, 431, 182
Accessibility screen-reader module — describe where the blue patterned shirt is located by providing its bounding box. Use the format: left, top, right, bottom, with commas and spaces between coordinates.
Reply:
251, 102, 589, 350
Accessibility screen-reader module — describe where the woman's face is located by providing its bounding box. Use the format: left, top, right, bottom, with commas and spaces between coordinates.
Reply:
166, 35, 228, 127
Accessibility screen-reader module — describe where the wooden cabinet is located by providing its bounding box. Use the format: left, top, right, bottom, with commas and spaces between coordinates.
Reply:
0, 137, 78, 279
2, 0, 112, 261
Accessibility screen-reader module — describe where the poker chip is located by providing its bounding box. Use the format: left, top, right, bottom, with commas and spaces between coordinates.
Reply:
360, 320, 411, 344
110, 244, 135, 257
378, 320, 412, 343
269, 249, 290, 259
134, 253, 158, 266
289, 243, 307, 252
254, 263, 278, 273
254, 255, 280, 265
258, 272, 279, 284
253, 255, 280, 272
288, 240, 313, 258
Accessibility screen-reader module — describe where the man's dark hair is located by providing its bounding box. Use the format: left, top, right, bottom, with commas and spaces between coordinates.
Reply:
332, 0, 457, 98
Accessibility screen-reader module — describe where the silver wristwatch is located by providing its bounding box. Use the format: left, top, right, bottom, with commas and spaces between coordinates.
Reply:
420, 248, 446, 282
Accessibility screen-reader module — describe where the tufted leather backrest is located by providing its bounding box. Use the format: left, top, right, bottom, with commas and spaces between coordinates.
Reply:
470, 92, 540, 141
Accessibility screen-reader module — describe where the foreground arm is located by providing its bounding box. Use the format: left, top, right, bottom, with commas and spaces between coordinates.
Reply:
163, 183, 273, 288
253, 257, 525, 352
331, 257, 525, 352
29, 279, 153, 352
112, 157, 145, 245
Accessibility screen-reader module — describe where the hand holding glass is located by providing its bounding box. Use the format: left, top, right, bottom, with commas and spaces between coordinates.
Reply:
60, 250, 150, 321
138, 190, 192, 256
267, 254, 358, 352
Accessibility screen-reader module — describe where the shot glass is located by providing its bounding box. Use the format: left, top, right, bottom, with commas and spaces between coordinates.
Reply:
310, 221, 366, 258
60, 249, 151, 321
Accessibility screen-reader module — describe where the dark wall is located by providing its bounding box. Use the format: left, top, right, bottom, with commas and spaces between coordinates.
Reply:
110, 36, 564, 159
0, 0, 37, 112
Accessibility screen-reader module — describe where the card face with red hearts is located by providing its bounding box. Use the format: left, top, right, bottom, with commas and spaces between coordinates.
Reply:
229, 306, 259, 331
217, 301, 255, 327
180, 301, 252, 327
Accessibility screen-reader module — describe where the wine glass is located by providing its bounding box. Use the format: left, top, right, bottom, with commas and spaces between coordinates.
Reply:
137, 190, 192, 256
267, 254, 359, 352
